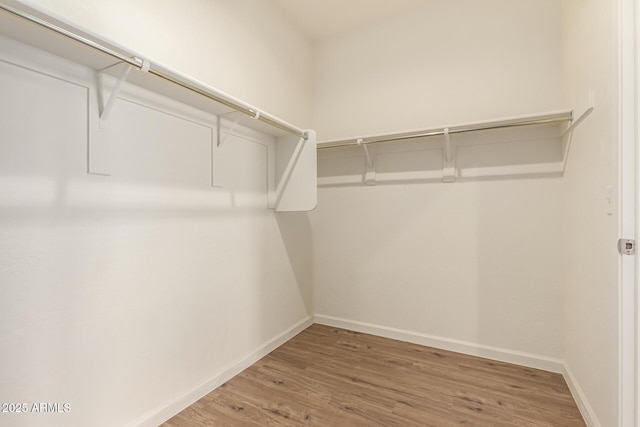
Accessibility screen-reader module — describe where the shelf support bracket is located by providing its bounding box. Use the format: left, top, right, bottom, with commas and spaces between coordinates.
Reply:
212, 112, 241, 188
216, 108, 262, 147
90, 59, 147, 176
99, 58, 149, 126
357, 138, 376, 185
99, 64, 131, 122
216, 113, 243, 148
561, 90, 595, 173
442, 128, 456, 182
562, 106, 594, 138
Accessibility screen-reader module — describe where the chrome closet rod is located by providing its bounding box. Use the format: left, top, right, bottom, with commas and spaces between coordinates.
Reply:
317, 113, 573, 150
0, 2, 307, 140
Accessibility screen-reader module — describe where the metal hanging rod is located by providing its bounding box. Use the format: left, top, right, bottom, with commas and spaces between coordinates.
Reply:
317, 110, 574, 150
0, 2, 307, 140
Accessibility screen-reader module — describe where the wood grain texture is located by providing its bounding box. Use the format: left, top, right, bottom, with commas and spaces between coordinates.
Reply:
162, 324, 585, 426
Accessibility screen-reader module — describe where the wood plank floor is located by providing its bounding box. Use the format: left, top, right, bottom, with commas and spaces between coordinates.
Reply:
162, 324, 585, 426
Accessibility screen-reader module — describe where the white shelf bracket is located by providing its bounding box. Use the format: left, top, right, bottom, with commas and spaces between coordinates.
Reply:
216, 113, 243, 148
562, 106, 594, 138
99, 58, 149, 126
561, 91, 595, 172
213, 112, 245, 187
357, 138, 376, 185
442, 127, 456, 183
212, 110, 261, 188
216, 108, 262, 148
90, 58, 147, 176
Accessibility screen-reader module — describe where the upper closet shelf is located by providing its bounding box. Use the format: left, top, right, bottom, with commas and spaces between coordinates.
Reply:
0, 0, 317, 212
0, 0, 307, 140
317, 108, 593, 184
317, 110, 578, 150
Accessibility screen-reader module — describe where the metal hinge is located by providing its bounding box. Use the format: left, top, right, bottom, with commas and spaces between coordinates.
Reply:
618, 238, 636, 255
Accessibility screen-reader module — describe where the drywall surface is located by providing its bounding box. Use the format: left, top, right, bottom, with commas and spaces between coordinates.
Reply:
311, 0, 564, 141
561, 0, 619, 425
309, 0, 566, 362
310, 177, 565, 358
19, 0, 313, 128
0, 36, 312, 427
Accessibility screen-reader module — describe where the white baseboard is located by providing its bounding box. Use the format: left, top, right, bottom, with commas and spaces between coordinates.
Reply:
561, 363, 602, 427
314, 314, 565, 374
129, 314, 599, 427
129, 316, 314, 427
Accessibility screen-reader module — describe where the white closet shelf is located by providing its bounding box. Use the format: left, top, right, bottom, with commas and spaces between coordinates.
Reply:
317, 108, 593, 184
317, 110, 575, 150
0, 0, 307, 140
0, 0, 317, 211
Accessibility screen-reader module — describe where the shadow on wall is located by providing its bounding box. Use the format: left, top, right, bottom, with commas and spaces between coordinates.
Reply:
275, 212, 314, 314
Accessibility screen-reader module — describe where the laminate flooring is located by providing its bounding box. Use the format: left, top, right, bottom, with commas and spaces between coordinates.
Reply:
162, 324, 585, 426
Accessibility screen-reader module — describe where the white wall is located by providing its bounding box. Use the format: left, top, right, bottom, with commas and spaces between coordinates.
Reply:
20, 0, 313, 128
310, 1, 624, 424
309, 0, 567, 364
311, 178, 565, 359
0, 5, 313, 426
561, 0, 620, 425
312, 0, 564, 140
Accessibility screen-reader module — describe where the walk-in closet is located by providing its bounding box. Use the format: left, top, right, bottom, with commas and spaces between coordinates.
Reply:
0, 0, 637, 426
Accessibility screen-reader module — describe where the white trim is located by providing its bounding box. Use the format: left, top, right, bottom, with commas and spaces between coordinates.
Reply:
313, 314, 564, 374
618, 0, 638, 425
125, 315, 601, 427
127, 316, 314, 427
563, 364, 603, 427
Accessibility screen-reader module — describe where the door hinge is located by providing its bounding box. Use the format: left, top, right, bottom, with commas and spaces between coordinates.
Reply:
618, 238, 636, 255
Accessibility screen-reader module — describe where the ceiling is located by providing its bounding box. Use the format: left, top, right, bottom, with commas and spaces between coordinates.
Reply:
273, 0, 426, 41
